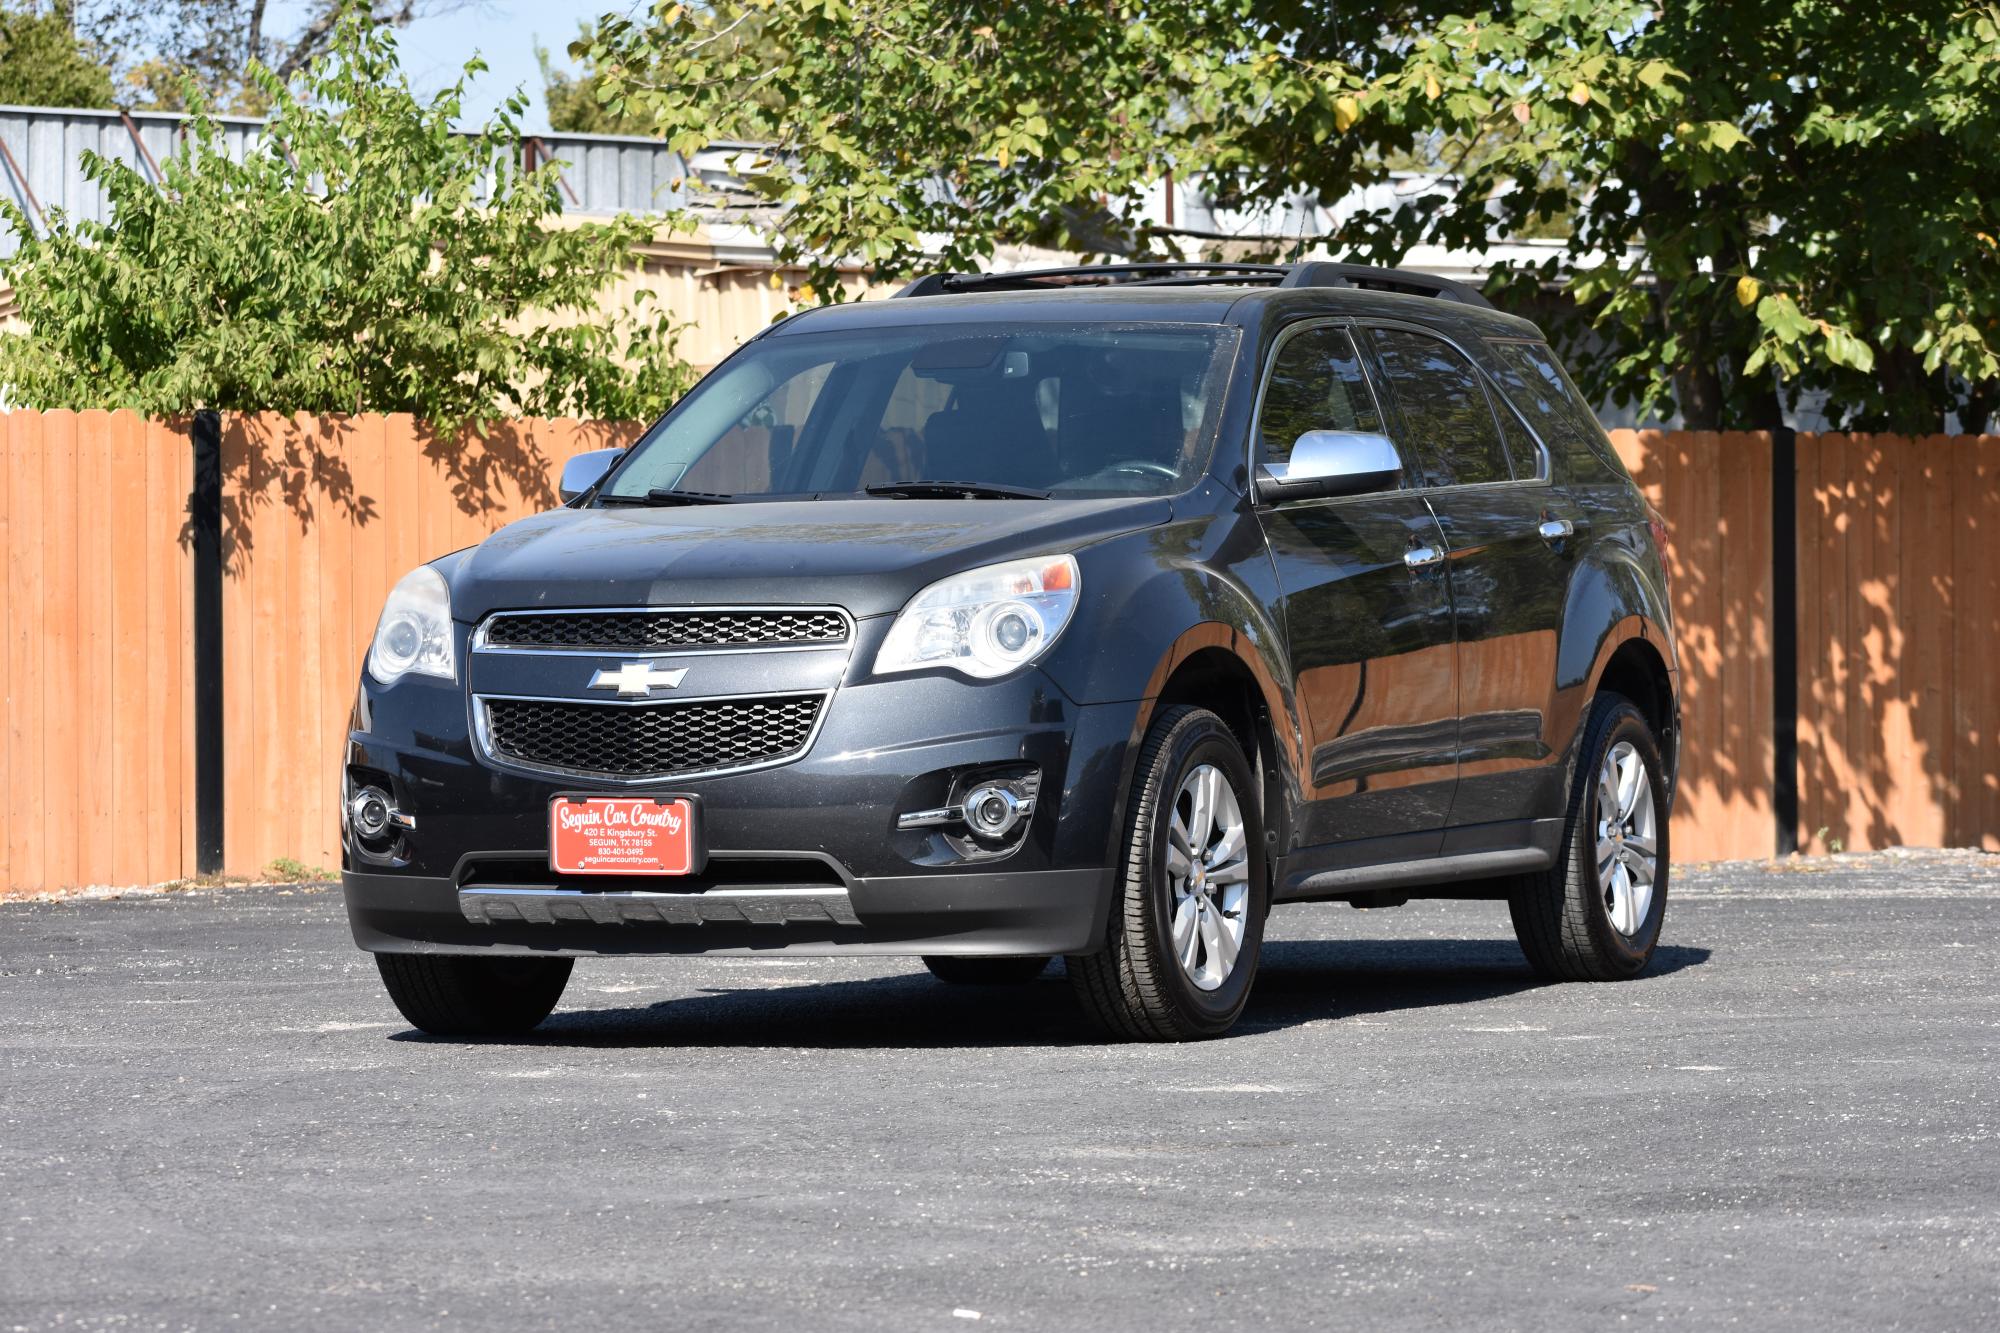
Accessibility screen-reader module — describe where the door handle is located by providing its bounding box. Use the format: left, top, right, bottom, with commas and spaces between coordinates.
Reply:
1537, 518, 1575, 542
1404, 544, 1445, 569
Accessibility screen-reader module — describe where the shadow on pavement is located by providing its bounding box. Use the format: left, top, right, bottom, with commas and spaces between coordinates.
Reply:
391, 938, 1712, 1051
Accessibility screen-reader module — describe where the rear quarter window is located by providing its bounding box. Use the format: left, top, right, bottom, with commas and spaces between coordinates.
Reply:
1486, 341, 1629, 478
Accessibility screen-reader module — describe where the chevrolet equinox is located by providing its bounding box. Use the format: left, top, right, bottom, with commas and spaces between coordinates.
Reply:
341, 261, 1681, 1042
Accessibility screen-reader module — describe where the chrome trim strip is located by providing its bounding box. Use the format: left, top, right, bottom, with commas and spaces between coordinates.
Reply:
458, 886, 861, 927
472, 604, 857, 657
471, 688, 834, 786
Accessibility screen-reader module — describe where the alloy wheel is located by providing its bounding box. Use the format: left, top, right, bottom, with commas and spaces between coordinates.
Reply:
1595, 740, 1658, 936
1165, 764, 1251, 991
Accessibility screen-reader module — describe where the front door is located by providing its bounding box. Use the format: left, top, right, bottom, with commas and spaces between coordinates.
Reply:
1360, 324, 1580, 830
1254, 323, 1458, 849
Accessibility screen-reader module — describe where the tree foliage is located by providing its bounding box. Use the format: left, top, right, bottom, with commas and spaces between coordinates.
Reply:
0, 1, 115, 109
540, 24, 652, 136
590, 1, 2000, 432
73, 0, 468, 114
0, 13, 696, 432
579, 2, 1318, 292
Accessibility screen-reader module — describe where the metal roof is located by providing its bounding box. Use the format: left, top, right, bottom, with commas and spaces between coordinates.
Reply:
0, 104, 692, 258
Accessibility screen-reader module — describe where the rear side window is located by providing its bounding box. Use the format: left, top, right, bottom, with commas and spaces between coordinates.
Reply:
1365, 328, 1513, 488
1496, 402, 1545, 479
1487, 341, 1621, 471
1257, 325, 1382, 469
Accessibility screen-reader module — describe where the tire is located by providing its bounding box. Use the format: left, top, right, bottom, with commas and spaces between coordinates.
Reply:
1067, 705, 1267, 1041
374, 953, 574, 1036
1509, 692, 1670, 981
921, 955, 1051, 985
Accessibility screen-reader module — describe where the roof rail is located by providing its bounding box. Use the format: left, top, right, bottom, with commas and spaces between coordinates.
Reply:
1276, 261, 1492, 308
892, 260, 1491, 308
892, 263, 1289, 297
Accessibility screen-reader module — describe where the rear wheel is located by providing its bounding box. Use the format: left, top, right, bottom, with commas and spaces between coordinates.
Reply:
1067, 705, 1266, 1041
1509, 692, 1670, 980
374, 954, 573, 1036
921, 955, 1051, 985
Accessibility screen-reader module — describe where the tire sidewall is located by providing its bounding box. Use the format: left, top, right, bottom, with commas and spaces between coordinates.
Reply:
1139, 713, 1268, 1029
1575, 702, 1671, 970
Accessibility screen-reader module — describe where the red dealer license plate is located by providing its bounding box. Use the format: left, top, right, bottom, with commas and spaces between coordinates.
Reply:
548, 795, 703, 876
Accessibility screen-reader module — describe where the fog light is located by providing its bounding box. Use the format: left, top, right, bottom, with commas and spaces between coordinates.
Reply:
962, 784, 1031, 839
348, 786, 401, 841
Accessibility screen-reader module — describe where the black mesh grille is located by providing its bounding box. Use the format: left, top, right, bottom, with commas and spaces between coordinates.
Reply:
482, 694, 824, 778
482, 609, 848, 652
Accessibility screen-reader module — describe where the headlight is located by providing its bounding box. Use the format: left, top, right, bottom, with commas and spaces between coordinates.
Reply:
367, 565, 456, 686
874, 555, 1079, 680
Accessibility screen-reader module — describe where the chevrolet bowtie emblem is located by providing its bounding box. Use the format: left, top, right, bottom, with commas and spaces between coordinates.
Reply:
588, 662, 689, 697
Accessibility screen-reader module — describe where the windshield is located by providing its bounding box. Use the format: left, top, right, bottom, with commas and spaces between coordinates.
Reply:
601, 322, 1239, 501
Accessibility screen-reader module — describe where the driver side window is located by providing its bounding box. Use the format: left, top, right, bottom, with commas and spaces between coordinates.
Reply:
1258, 326, 1383, 470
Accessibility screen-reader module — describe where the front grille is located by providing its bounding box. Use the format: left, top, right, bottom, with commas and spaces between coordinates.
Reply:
481, 693, 825, 780
481, 608, 849, 653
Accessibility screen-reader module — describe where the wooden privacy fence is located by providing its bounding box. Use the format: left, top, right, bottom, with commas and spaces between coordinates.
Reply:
0, 411, 1995, 897
1609, 429, 2000, 858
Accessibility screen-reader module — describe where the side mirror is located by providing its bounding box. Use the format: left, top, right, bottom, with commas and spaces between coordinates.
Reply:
1253, 430, 1402, 504
559, 447, 625, 503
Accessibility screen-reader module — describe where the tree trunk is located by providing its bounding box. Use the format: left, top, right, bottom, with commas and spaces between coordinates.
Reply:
1675, 361, 1724, 430
1959, 380, 1994, 436
1880, 347, 1945, 435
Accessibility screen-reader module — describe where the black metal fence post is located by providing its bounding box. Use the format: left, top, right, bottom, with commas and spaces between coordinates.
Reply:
1771, 426, 1799, 856
191, 410, 224, 874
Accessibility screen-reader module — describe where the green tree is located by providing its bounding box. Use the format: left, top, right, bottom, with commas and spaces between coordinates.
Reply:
589, 1, 2000, 432
1264, 1, 2000, 432
0, 1, 115, 109
540, 23, 651, 136
578, 2, 1320, 290
0, 12, 696, 431
72, 1, 471, 114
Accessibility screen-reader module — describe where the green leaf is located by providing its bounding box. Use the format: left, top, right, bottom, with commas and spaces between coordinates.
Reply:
1822, 325, 1876, 372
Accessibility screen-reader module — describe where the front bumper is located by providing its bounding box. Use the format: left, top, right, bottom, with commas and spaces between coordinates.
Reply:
345, 864, 1112, 957
341, 655, 1139, 958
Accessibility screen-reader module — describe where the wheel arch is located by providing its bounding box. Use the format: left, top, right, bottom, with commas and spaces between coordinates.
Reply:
1552, 538, 1682, 797
1141, 642, 1298, 861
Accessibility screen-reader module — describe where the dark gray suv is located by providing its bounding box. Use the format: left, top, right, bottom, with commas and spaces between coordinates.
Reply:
341, 261, 1680, 1042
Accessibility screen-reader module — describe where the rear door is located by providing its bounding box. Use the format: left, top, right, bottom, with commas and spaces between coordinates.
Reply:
1359, 323, 1583, 831
1254, 322, 1458, 849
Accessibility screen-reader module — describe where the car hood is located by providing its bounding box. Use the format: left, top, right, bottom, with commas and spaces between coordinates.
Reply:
447, 495, 1173, 621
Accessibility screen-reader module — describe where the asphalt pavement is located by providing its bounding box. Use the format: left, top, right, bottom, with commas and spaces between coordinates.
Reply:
3, 850, 1997, 1331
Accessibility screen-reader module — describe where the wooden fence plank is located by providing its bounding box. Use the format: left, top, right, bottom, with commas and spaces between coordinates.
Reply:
109, 412, 150, 886
0, 414, 14, 894
41, 410, 81, 891
1909, 435, 1956, 848
1806, 433, 1852, 851
291, 413, 326, 871
1803, 431, 1829, 850
220, 415, 257, 875
73, 410, 112, 887
6, 415, 46, 894
142, 420, 176, 881
1969, 438, 2000, 849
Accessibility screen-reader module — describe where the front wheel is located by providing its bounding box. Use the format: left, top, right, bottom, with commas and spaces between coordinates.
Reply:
374, 954, 573, 1036
1509, 692, 1670, 980
1067, 705, 1267, 1041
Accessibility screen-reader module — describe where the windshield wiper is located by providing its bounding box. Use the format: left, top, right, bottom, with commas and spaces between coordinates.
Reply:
862, 480, 1051, 500
599, 488, 740, 508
